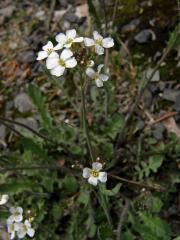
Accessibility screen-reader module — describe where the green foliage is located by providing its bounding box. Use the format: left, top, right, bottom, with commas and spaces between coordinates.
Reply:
28, 84, 53, 130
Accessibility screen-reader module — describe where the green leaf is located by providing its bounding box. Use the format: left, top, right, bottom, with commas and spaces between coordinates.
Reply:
78, 191, 90, 206
148, 155, 164, 173
122, 230, 134, 240
104, 115, 124, 139
87, 0, 101, 28
0, 181, 34, 194
28, 84, 53, 130
63, 175, 78, 194
100, 183, 121, 196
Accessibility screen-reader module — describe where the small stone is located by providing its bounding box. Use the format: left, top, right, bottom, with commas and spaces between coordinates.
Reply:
145, 68, 160, 82
18, 51, 36, 63
136, 119, 145, 130
152, 123, 165, 140
53, 9, 67, 22
65, 13, 78, 23
14, 93, 33, 113
0, 5, 15, 17
14, 117, 39, 132
134, 29, 151, 43
121, 18, 140, 33
173, 93, 180, 111
142, 89, 152, 107
75, 3, 89, 18
162, 89, 180, 102
59, 0, 68, 8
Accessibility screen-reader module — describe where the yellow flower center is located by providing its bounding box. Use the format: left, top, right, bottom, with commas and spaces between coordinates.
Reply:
91, 169, 99, 178
58, 59, 66, 67
47, 49, 52, 55
95, 39, 103, 46
66, 38, 73, 45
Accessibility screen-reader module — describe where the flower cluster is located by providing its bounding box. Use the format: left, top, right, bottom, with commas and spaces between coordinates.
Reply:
7, 207, 35, 239
37, 29, 114, 87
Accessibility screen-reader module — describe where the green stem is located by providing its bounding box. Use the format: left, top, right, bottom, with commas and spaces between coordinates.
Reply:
80, 74, 94, 162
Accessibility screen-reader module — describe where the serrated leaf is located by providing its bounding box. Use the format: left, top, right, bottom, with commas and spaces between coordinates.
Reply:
100, 183, 121, 196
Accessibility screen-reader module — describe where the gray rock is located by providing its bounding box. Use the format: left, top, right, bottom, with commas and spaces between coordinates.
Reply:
134, 29, 151, 43
0, 125, 6, 140
65, 13, 78, 23
136, 119, 145, 130
145, 68, 160, 82
0, 5, 15, 17
173, 93, 180, 111
142, 89, 152, 107
162, 89, 180, 102
59, 0, 68, 8
14, 93, 33, 113
18, 51, 36, 63
152, 123, 165, 140
14, 117, 38, 133
121, 18, 140, 33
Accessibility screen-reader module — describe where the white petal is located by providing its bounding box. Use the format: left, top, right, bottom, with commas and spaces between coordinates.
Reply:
95, 78, 103, 87
60, 49, 73, 60
17, 229, 26, 239
27, 228, 35, 237
92, 162, 102, 171
17, 207, 23, 214
66, 29, 76, 39
42, 41, 53, 51
7, 216, 14, 224
65, 57, 77, 68
93, 31, 103, 40
102, 37, 114, 48
54, 43, 63, 50
74, 37, 84, 42
49, 52, 59, 58
83, 168, 91, 178
55, 33, 67, 44
46, 57, 58, 69
88, 176, 98, 186
97, 64, 104, 73
0, 194, 9, 205
84, 38, 95, 47
51, 66, 65, 77
24, 220, 31, 228
10, 231, 15, 239
100, 74, 109, 82
86, 68, 95, 79
36, 51, 48, 60
14, 214, 23, 223
95, 45, 104, 55
98, 172, 107, 183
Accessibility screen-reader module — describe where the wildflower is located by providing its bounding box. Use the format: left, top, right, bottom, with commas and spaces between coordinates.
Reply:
36, 41, 58, 60
55, 29, 83, 49
9, 207, 23, 223
86, 64, 109, 87
46, 49, 77, 77
83, 162, 107, 186
16, 220, 35, 239
0, 194, 9, 205
84, 31, 114, 55
7, 218, 18, 240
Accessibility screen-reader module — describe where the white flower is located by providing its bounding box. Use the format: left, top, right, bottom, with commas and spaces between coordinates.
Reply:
86, 64, 109, 87
84, 31, 114, 55
83, 162, 107, 186
9, 207, 23, 223
0, 194, 9, 205
16, 220, 35, 239
37, 41, 58, 60
46, 49, 77, 77
7, 218, 18, 240
55, 29, 83, 49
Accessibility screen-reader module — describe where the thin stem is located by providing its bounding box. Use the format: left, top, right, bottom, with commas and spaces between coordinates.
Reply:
0, 164, 61, 172
108, 173, 166, 192
80, 73, 94, 162
116, 198, 130, 240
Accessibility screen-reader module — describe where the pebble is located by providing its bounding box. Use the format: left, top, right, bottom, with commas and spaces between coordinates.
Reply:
134, 29, 151, 43
0, 5, 15, 17
14, 117, 38, 133
146, 68, 160, 82
14, 93, 33, 113
121, 18, 140, 33
18, 51, 36, 63
65, 13, 78, 23
161, 89, 180, 102
152, 123, 165, 140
